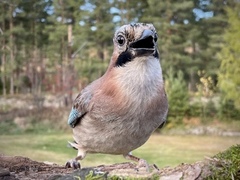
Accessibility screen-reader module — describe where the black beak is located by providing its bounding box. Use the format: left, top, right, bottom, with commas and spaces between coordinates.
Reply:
129, 29, 155, 54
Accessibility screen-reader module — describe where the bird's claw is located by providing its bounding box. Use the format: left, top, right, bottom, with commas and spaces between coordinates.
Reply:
65, 159, 81, 169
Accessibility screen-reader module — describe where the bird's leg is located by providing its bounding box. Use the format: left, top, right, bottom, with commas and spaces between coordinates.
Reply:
65, 141, 86, 169
124, 153, 150, 172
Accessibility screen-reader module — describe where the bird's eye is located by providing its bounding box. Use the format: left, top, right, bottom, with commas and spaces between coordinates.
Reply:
154, 34, 158, 42
117, 35, 125, 46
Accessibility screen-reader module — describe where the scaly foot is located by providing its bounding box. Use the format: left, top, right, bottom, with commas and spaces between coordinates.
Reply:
65, 159, 81, 169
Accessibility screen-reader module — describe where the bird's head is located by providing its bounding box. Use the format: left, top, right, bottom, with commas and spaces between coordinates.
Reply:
110, 23, 159, 67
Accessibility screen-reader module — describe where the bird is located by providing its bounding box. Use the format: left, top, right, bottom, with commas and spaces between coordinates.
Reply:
65, 23, 168, 169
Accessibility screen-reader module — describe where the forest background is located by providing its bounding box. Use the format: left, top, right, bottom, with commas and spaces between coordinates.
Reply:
0, 0, 240, 130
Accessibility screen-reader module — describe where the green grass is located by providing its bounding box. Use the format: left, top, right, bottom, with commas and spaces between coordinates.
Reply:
0, 133, 239, 168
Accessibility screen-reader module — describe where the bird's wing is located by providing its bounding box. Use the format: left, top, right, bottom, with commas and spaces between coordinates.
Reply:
67, 86, 94, 128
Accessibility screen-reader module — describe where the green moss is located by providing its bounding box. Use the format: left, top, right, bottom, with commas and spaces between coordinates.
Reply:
107, 172, 160, 180
206, 144, 240, 180
85, 170, 107, 180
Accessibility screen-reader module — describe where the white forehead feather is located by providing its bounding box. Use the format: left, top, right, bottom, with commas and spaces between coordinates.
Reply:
114, 23, 156, 42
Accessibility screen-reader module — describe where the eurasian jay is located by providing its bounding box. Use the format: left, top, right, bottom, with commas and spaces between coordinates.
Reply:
66, 23, 168, 169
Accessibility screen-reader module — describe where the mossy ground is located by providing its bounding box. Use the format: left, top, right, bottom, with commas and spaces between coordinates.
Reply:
206, 144, 240, 180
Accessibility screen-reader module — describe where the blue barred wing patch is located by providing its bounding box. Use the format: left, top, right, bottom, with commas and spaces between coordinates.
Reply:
68, 108, 79, 128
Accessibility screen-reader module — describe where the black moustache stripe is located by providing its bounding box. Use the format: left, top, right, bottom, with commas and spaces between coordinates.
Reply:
115, 51, 133, 67
115, 49, 159, 67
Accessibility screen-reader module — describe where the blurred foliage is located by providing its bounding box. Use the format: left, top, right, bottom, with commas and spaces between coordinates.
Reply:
0, 119, 22, 135
0, 0, 239, 122
218, 4, 240, 110
0, 116, 60, 135
196, 70, 216, 98
74, 57, 109, 84
219, 99, 240, 121
165, 67, 190, 125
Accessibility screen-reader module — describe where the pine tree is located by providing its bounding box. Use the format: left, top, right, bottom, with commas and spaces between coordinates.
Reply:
0, 0, 24, 95
141, 0, 235, 92
15, 0, 51, 94
44, 0, 85, 104
111, 0, 148, 25
165, 67, 189, 123
218, 3, 240, 109
141, 0, 196, 89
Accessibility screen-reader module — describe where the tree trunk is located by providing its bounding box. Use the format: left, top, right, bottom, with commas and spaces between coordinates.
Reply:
9, 5, 14, 95
188, 40, 197, 92
1, 53, 6, 96
0, 5, 6, 96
